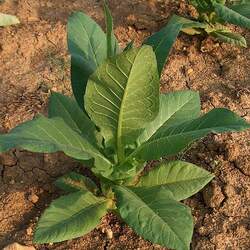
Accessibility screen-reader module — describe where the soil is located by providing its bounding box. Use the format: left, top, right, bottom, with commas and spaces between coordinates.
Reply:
0, 0, 249, 249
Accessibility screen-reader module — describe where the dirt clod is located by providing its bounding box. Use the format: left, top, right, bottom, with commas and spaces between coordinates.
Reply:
202, 181, 225, 208
0, 152, 17, 166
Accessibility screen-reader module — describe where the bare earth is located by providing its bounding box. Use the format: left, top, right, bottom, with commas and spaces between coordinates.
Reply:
0, 0, 249, 249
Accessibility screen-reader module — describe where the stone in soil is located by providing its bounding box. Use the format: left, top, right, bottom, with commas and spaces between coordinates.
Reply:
3, 243, 35, 250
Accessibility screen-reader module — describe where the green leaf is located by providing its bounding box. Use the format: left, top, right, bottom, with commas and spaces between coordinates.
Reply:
113, 185, 193, 250
123, 40, 134, 51
34, 191, 110, 243
189, 0, 215, 12
48, 92, 100, 145
136, 161, 214, 200
229, 4, 250, 19
210, 29, 247, 47
0, 115, 112, 176
213, 2, 250, 29
67, 12, 107, 109
104, 0, 119, 57
55, 172, 98, 194
48, 93, 104, 149
85, 46, 159, 162
137, 91, 201, 144
135, 108, 250, 161
0, 13, 20, 27
144, 15, 206, 74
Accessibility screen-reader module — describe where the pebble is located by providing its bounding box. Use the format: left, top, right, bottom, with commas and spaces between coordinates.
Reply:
106, 228, 113, 239
187, 68, 194, 75
3, 242, 35, 250
28, 194, 39, 203
26, 227, 33, 236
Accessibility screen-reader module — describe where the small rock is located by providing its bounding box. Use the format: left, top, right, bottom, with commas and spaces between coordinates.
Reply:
187, 68, 194, 75
197, 226, 209, 236
28, 194, 39, 203
3, 242, 35, 250
203, 181, 225, 208
26, 227, 33, 236
0, 152, 17, 166
106, 228, 113, 239
9, 179, 15, 185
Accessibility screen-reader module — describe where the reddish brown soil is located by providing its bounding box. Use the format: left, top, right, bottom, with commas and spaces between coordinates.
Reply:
0, 0, 250, 249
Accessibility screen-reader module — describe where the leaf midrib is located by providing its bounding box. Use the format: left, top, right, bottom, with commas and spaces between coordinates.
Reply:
37, 199, 107, 230
2, 134, 110, 164
75, 16, 100, 67
139, 174, 213, 187
143, 124, 245, 148
116, 50, 140, 162
148, 94, 199, 139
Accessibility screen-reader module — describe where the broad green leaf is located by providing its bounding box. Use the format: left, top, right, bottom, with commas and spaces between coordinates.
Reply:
55, 172, 98, 194
123, 40, 134, 51
144, 15, 206, 74
213, 2, 250, 29
48, 92, 100, 145
34, 191, 110, 243
0, 115, 112, 176
104, 1, 119, 57
211, 29, 247, 47
229, 4, 250, 19
230, 0, 250, 3
48, 92, 104, 149
137, 91, 201, 144
113, 185, 193, 250
67, 12, 107, 109
136, 161, 214, 200
134, 108, 250, 161
0, 13, 20, 27
85, 46, 159, 162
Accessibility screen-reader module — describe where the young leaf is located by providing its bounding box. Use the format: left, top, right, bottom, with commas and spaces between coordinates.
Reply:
213, 2, 250, 29
34, 191, 110, 243
85, 46, 159, 162
211, 29, 247, 47
55, 172, 98, 194
0, 13, 20, 27
104, 0, 119, 57
137, 91, 201, 144
229, 4, 250, 19
0, 115, 112, 176
113, 185, 193, 250
67, 12, 107, 109
134, 108, 250, 161
144, 15, 206, 74
136, 161, 214, 200
48, 92, 102, 146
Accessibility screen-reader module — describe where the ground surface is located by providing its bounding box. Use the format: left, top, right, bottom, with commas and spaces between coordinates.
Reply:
0, 0, 250, 249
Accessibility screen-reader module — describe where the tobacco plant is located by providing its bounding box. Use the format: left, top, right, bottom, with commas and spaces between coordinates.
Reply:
0, 3, 249, 250
179, 0, 250, 47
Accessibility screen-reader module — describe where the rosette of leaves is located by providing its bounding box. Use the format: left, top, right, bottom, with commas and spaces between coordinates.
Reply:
0, 2, 249, 250
179, 0, 250, 47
